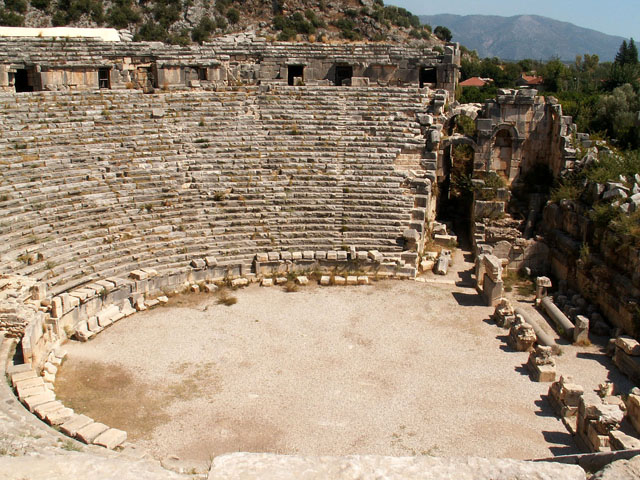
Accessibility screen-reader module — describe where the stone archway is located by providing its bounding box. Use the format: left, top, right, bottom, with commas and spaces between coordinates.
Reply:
488, 124, 522, 183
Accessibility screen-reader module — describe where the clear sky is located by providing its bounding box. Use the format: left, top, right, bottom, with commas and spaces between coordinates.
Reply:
387, 0, 639, 41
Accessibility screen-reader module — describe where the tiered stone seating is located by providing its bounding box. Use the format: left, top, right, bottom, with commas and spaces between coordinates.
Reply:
0, 86, 428, 291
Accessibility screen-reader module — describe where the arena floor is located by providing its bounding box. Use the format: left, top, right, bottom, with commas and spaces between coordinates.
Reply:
55, 273, 622, 462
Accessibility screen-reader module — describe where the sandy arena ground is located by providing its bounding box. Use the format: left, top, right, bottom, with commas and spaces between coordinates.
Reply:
55, 259, 631, 463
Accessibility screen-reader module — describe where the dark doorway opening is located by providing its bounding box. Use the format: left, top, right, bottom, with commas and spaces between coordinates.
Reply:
335, 65, 353, 86
198, 67, 208, 81
287, 65, 304, 86
98, 67, 111, 89
14, 69, 33, 93
419, 67, 437, 88
436, 143, 475, 247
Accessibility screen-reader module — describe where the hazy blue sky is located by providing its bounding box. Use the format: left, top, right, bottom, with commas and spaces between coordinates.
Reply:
388, 0, 639, 41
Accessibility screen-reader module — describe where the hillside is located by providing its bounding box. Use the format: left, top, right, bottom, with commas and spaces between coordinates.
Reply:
419, 13, 625, 61
0, 0, 438, 45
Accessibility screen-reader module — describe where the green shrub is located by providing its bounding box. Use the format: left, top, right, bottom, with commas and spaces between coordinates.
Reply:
135, 20, 168, 42
589, 202, 619, 228
30, 0, 50, 10
5, 0, 27, 14
273, 12, 316, 38
152, 0, 182, 28
107, 0, 140, 29
192, 16, 216, 43
0, 8, 24, 25
550, 184, 581, 203
585, 150, 640, 184
226, 7, 239, 24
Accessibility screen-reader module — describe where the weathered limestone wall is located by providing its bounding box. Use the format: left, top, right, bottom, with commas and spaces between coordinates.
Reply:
474, 89, 580, 182
542, 201, 640, 336
0, 37, 460, 93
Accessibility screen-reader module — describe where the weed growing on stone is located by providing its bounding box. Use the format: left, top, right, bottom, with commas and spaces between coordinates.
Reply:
61, 439, 82, 452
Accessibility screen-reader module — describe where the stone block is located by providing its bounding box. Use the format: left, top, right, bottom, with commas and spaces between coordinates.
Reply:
61, 414, 94, 437
87, 316, 104, 334
303, 251, 315, 260
23, 390, 56, 412
336, 251, 348, 261
261, 278, 274, 287
292, 252, 303, 261
327, 251, 338, 261
267, 252, 280, 261
609, 430, 640, 450
93, 428, 127, 449
368, 250, 382, 262
204, 283, 219, 293
191, 258, 206, 269
205, 256, 218, 267
34, 401, 63, 420
231, 278, 249, 287
482, 274, 503, 307
320, 276, 331, 286
571, 316, 589, 345
46, 407, 74, 426
256, 253, 268, 263
275, 277, 287, 285
616, 336, 640, 356
10, 369, 37, 388
357, 276, 369, 285
129, 270, 148, 280
334, 276, 346, 286
76, 422, 109, 444
295, 276, 309, 285
315, 251, 327, 260
346, 276, 358, 285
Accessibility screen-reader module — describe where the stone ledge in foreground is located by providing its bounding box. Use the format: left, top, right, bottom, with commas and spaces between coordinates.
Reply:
207, 453, 586, 480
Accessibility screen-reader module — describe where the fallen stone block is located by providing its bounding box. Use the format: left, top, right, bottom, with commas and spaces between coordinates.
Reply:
76, 422, 109, 444
145, 299, 160, 308
295, 276, 309, 285
231, 278, 249, 288
320, 276, 331, 286
609, 430, 640, 450
260, 278, 273, 287
357, 276, 369, 285
134, 297, 147, 311
190, 284, 200, 293
157, 296, 169, 305
334, 276, 346, 286
93, 428, 127, 449
204, 283, 219, 293
616, 336, 640, 356
275, 277, 287, 285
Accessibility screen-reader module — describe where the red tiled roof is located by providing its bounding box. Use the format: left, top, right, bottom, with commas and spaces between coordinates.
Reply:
519, 74, 544, 85
459, 76, 490, 87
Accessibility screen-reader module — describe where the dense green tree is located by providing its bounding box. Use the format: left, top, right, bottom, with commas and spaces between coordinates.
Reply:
434, 25, 452, 42
594, 84, 640, 148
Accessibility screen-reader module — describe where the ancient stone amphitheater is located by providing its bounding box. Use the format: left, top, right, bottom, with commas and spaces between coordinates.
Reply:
0, 31, 638, 479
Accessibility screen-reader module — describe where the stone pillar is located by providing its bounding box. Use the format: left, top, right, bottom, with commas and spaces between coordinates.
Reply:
535, 276, 552, 306
481, 254, 503, 306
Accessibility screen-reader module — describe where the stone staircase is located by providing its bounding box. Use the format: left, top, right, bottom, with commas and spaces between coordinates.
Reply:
0, 87, 428, 293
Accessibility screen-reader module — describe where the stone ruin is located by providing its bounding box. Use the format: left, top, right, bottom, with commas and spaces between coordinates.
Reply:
0, 31, 637, 478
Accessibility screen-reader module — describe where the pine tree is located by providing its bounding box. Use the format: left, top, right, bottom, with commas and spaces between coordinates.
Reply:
627, 38, 638, 65
615, 40, 629, 64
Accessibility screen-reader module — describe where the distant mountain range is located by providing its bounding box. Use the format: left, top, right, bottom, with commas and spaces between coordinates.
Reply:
418, 14, 626, 61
